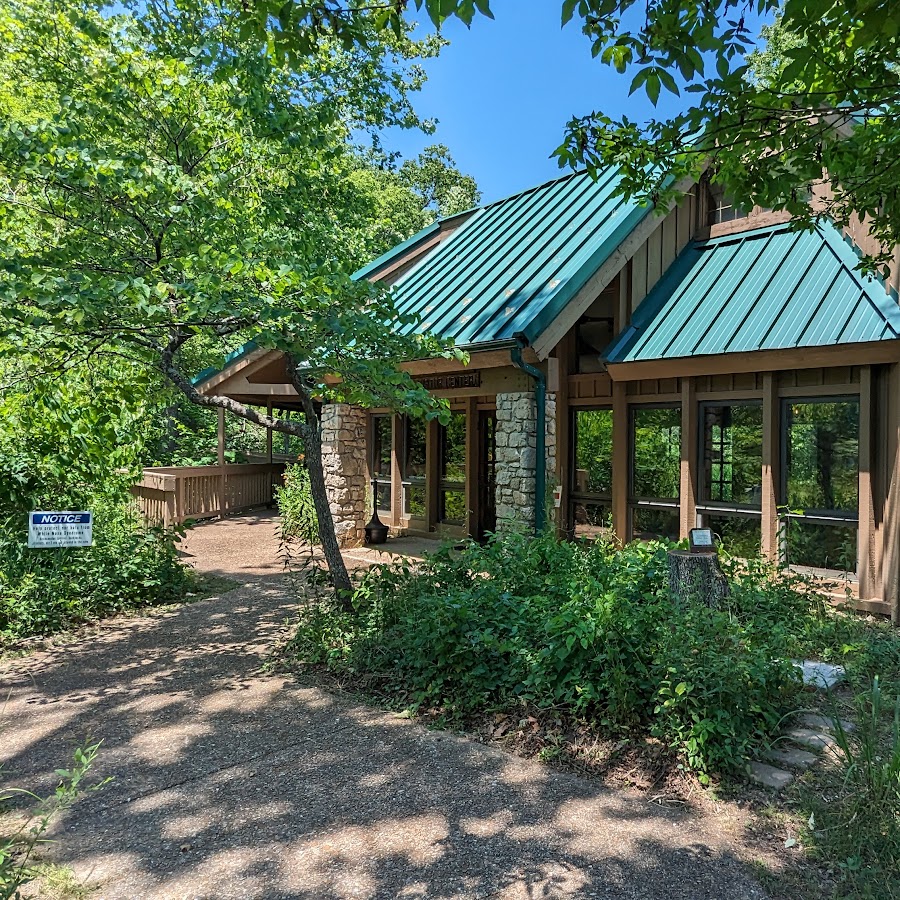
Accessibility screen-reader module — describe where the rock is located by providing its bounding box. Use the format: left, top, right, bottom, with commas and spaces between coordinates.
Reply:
797, 712, 856, 734
747, 761, 794, 789
766, 746, 818, 770
793, 660, 846, 690
785, 728, 836, 751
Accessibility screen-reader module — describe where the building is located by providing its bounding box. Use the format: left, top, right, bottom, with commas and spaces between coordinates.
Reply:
200, 167, 900, 620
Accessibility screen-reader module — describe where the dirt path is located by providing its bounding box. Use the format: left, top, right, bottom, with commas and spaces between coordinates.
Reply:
2, 514, 772, 899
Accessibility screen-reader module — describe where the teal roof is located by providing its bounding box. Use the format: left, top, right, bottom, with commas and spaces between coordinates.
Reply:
389, 169, 652, 347
606, 222, 900, 365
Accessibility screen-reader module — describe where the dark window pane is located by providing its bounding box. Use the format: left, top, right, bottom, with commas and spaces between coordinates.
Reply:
786, 400, 859, 514
372, 416, 392, 478
440, 411, 466, 483
404, 417, 427, 478
702, 404, 763, 507
406, 485, 426, 518
573, 501, 611, 540
785, 519, 857, 572
374, 481, 391, 512
632, 507, 680, 542
704, 514, 761, 559
440, 489, 466, 526
573, 409, 612, 495
632, 407, 681, 500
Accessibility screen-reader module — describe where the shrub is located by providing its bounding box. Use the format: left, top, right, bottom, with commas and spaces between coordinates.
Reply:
0, 497, 192, 644
285, 530, 831, 776
276, 464, 319, 544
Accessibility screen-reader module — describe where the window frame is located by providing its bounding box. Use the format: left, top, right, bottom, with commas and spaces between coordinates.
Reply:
437, 409, 467, 527
779, 395, 860, 575
569, 406, 613, 538
370, 413, 393, 514
628, 403, 682, 540
401, 415, 428, 521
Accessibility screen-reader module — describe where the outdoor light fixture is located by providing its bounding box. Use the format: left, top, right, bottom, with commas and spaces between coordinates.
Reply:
364, 478, 388, 545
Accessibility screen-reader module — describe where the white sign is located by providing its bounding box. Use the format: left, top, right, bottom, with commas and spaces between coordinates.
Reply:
28, 511, 93, 548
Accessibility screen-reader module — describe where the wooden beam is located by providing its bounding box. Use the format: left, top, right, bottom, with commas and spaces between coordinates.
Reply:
679, 378, 698, 539
859, 367, 878, 599
761, 373, 779, 562
555, 332, 575, 537
882, 363, 900, 624
612, 381, 629, 543
391, 415, 403, 528
607, 341, 900, 382
218, 407, 226, 518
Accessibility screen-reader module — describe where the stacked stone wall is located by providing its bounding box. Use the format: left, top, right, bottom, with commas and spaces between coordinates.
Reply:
320, 404, 367, 546
495, 391, 558, 529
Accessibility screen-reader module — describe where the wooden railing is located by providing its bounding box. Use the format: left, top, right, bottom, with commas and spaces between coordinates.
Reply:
132, 464, 286, 527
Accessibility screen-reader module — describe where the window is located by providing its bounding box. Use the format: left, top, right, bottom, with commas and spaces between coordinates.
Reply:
708, 183, 747, 226
403, 417, 427, 518
438, 410, 467, 526
783, 399, 859, 572
630, 406, 680, 540
371, 415, 392, 512
697, 403, 763, 558
571, 408, 613, 538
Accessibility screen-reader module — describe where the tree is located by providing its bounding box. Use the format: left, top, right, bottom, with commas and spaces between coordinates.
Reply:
552, 0, 900, 275
399, 144, 481, 217
0, 0, 465, 605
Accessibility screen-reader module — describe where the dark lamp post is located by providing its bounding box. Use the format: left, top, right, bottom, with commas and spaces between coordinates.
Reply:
364, 477, 388, 545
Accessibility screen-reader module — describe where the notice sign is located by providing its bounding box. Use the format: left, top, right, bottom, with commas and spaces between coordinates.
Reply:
28, 511, 93, 549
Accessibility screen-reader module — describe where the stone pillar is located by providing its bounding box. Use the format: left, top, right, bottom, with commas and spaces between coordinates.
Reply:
320, 403, 367, 546
495, 390, 557, 530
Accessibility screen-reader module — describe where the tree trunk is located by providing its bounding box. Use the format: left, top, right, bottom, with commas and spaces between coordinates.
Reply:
667, 550, 729, 609
301, 413, 354, 611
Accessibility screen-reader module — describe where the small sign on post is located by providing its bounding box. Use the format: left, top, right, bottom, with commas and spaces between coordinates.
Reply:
689, 527, 716, 554
28, 511, 93, 549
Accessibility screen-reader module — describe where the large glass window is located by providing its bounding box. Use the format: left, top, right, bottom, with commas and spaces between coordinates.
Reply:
371, 415, 392, 512
631, 406, 680, 540
439, 411, 467, 526
403, 417, 427, 518
697, 403, 763, 557
783, 399, 859, 572
571, 408, 612, 538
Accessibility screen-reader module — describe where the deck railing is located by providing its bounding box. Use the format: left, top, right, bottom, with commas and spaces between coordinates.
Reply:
132, 463, 285, 527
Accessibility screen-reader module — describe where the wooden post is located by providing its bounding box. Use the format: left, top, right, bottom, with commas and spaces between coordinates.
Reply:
761, 373, 780, 562
391, 415, 403, 528
464, 397, 479, 539
555, 331, 575, 537
611, 381, 629, 543
218, 407, 227, 518
266, 398, 274, 506
859, 367, 877, 600
882, 363, 900, 624
679, 377, 698, 539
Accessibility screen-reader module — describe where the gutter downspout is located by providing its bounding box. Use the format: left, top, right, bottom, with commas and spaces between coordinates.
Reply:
511, 333, 546, 535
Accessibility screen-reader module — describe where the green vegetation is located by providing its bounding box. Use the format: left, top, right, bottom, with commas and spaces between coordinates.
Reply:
1, 743, 103, 899
284, 529, 899, 780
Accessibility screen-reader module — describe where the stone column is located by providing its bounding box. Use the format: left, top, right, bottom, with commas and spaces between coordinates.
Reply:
495, 390, 558, 530
320, 403, 367, 546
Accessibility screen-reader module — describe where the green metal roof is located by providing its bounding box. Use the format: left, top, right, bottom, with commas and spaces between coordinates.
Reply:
389, 169, 652, 348
605, 222, 900, 365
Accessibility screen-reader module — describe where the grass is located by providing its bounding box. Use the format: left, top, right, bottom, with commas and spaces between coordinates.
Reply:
28, 863, 97, 899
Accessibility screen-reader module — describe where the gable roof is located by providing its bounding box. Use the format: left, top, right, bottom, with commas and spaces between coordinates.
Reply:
386, 168, 652, 348
605, 221, 900, 366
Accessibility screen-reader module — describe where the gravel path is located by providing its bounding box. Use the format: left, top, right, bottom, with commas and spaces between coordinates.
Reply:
1, 513, 771, 899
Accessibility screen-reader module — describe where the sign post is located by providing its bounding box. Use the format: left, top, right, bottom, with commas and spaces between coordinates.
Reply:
28, 512, 93, 549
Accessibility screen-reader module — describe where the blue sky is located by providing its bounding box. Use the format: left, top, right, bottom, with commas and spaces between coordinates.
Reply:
383, 0, 687, 204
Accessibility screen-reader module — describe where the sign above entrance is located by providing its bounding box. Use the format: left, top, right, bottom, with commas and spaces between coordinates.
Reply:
28, 511, 93, 548
417, 371, 481, 391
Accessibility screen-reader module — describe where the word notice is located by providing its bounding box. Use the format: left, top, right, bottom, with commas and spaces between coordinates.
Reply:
28, 511, 93, 549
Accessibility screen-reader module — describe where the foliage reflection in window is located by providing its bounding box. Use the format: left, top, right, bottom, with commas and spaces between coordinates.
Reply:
371, 415, 392, 511
572, 409, 612, 538
439, 411, 466, 525
404, 417, 427, 479
784, 399, 859, 571
632, 407, 681, 500
702, 403, 763, 507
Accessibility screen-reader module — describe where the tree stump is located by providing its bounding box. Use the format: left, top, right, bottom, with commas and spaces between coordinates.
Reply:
667, 550, 729, 609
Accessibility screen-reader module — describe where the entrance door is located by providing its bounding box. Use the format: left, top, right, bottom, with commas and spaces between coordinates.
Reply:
477, 410, 497, 541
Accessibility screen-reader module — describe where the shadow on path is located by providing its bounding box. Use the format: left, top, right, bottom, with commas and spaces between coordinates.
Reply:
1, 513, 771, 899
